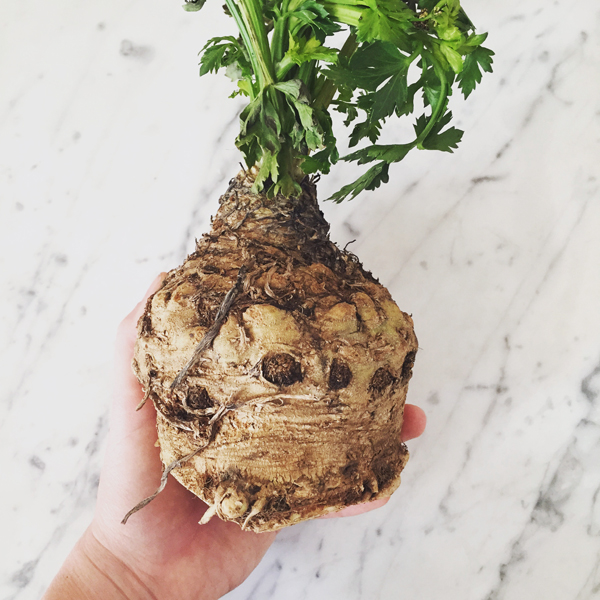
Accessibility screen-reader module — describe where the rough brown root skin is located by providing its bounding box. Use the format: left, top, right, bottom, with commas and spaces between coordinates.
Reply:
132, 172, 418, 532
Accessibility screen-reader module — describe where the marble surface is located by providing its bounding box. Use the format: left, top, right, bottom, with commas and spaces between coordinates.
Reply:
1, 0, 599, 598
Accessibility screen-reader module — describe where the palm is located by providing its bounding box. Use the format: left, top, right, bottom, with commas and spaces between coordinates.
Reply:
95, 475, 274, 599
91, 286, 276, 600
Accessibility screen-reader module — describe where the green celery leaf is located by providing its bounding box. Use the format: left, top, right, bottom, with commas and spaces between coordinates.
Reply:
354, 0, 414, 48
183, 0, 206, 12
344, 142, 413, 165
239, 95, 262, 138
348, 118, 382, 146
275, 80, 326, 151
348, 41, 409, 90
254, 149, 279, 190
395, 81, 420, 116
421, 125, 463, 151
430, 0, 462, 41
372, 70, 408, 121
199, 36, 251, 79
457, 45, 494, 98
284, 36, 338, 66
273, 79, 303, 99
301, 148, 333, 174
263, 95, 282, 139
463, 32, 488, 48
273, 173, 303, 197
325, 39, 414, 143
237, 92, 282, 165
456, 6, 475, 31
422, 65, 443, 107
327, 162, 390, 203
300, 107, 338, 173
236, 79, 253, 97
414, 111, 463, 151
333, 97, 359, 126
440, 42, 464, 73
288, 0, 341, 37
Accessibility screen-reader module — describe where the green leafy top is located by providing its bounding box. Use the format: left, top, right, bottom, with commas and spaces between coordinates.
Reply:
185, 0, 493, 201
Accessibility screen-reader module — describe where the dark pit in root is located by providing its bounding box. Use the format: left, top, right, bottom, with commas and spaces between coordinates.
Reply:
262, 353, 303, 386
369, 367, 398, 397
401, 351, 417, 381
328, 358, 353, 390
186, 387, 213, 410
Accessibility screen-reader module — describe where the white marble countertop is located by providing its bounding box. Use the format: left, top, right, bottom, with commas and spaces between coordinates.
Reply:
1, 1, 599, 598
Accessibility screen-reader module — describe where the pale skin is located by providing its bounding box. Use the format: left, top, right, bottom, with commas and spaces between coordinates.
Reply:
44, 274, 427, 600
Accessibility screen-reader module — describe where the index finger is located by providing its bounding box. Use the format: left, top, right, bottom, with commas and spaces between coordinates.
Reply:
401, 403, 427, 441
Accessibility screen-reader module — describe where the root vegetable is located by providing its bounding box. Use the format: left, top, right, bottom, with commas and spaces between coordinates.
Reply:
124, 0, 492, 532
132, 173, 417, 531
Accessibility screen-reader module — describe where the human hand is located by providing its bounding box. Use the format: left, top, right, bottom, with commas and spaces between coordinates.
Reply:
45, 274, 426, 600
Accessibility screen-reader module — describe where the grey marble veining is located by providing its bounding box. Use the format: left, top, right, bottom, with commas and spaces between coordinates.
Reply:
1, 0, 599, 599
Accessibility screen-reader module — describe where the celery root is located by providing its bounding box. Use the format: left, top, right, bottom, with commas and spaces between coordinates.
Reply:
132, 172, 417, 532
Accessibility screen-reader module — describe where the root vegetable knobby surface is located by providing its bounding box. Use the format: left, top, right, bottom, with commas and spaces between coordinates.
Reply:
132, 171, 418, 532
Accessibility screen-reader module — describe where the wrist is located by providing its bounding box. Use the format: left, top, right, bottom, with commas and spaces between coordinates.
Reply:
44, 527, 157, 600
